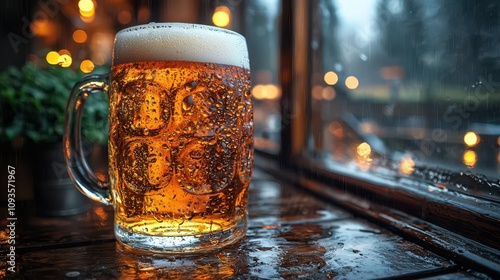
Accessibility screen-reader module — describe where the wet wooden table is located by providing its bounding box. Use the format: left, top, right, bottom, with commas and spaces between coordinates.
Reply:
0, 167, 493, 279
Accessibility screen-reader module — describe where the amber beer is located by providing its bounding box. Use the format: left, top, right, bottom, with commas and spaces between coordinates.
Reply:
110, 61, 252, 249
64, 23, 252, 253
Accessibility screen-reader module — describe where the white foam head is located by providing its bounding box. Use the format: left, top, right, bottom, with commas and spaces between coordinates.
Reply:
113, 23, 249, 69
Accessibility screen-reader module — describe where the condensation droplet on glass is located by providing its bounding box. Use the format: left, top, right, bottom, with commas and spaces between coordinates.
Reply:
185, 81, 197, 92
189, 150, 203, 159
210, 239, 220, 245
182, 95, 194, 111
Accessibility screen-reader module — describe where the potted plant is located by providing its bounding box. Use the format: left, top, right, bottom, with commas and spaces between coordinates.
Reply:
0, 62, 108, 216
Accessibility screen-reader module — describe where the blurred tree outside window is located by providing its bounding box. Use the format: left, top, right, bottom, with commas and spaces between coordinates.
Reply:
308, 0, 500, 201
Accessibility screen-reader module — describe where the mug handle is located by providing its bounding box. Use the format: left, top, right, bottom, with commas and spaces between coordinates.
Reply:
63, 74, 112, 205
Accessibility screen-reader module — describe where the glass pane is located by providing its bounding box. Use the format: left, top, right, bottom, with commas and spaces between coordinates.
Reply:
246, 0, 282, 152
309, 0, 500, 201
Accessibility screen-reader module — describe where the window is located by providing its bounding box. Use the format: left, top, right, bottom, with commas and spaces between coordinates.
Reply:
308, 0, 500, 194
271, 0, 500, 251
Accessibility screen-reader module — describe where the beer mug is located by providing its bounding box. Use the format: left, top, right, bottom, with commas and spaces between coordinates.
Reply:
63, 23, 253, 253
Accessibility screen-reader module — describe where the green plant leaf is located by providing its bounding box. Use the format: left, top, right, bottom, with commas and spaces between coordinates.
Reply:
1, 63, 107, 144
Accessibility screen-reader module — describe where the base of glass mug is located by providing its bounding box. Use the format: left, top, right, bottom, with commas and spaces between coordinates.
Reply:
114, 217, 247, 254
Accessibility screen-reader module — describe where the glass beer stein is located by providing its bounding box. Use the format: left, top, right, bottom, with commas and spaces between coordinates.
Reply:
63, 23, 253, 253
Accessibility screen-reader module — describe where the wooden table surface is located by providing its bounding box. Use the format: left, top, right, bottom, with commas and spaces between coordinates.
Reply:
0, 168, 493, 279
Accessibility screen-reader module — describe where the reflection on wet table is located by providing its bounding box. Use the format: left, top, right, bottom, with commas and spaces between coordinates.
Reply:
0, 168, 492, 279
